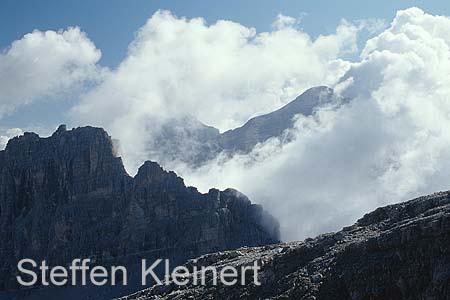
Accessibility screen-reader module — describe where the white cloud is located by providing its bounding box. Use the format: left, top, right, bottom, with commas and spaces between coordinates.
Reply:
0, 128, 23, 149
70, 10, 359, 173
176, 7, 450, 240
0, 27, 102, 117
6, 7, 450, 242
272, 14, 299, 30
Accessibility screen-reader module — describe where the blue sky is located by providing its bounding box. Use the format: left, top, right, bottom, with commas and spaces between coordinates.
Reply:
1, 0, 448, 68
2, 1, 450, 238
0, 1, 449, 131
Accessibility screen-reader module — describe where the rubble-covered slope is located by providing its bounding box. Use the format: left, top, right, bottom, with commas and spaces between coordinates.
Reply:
119, 191, 450, 300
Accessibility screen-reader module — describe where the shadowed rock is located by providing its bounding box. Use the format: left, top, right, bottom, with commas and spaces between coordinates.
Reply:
117, 191, 450, 300
0, 126, 279, 299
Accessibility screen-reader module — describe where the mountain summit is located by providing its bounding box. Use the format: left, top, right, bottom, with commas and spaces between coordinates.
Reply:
149, 86, 340, 167
218, 86, 337, 153
0, 126, 279, 299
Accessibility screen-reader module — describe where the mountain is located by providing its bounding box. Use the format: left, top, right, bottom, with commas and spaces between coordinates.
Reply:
0, 125, 279, 299
148, 86, 340, 167
218, 86, 337, 153
147, 116, 221, 166
118, 191, 450, 300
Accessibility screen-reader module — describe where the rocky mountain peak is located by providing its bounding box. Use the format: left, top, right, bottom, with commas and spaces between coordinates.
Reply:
301, 85, 333, 95
54, 124, 67, 134
136, 160, 170, 179
0, 125, 279, 298
134, 160, 185, 189
218, 86, 340, 153
145, 86, 342, 168
276, 85, 337, 118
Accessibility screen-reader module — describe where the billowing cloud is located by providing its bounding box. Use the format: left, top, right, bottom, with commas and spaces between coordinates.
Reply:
177, 7, 450, 240
0, 27, 102, 117
70, 10, 360, 173
5, 7, 449, 242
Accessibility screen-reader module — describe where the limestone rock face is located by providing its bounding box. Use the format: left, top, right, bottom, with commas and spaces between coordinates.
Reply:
0, 126, 279, 292
119, 191, 450, 300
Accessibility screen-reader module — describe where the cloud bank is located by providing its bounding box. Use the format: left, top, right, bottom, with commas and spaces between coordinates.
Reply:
70, 10, 359, 173
4, 7, 450, 241
179, 7, 450, 239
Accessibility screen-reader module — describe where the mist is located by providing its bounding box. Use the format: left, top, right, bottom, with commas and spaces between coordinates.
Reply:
174, 8, 450, 239
3, 8, 450, 241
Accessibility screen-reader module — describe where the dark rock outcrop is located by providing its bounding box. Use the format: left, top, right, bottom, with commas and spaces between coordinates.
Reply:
118, 191, 450, 300
0, 126, 279, 297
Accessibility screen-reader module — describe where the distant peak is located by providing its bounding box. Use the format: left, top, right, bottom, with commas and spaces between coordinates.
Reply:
300, 86, 333, 97
137, 160, 165, 175
134, 160, 185, 187
309, 85, 332, 91
55, 124, 67, 133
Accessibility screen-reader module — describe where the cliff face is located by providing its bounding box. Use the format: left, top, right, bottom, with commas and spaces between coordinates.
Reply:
119, 191, 450, 300
0, 125, 279, 292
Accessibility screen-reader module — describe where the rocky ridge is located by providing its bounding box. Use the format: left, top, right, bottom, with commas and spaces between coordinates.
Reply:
148, 86, 340, 167
218, 86, 338, 153
117, 191, 450, 300
0, 125, 279, 297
